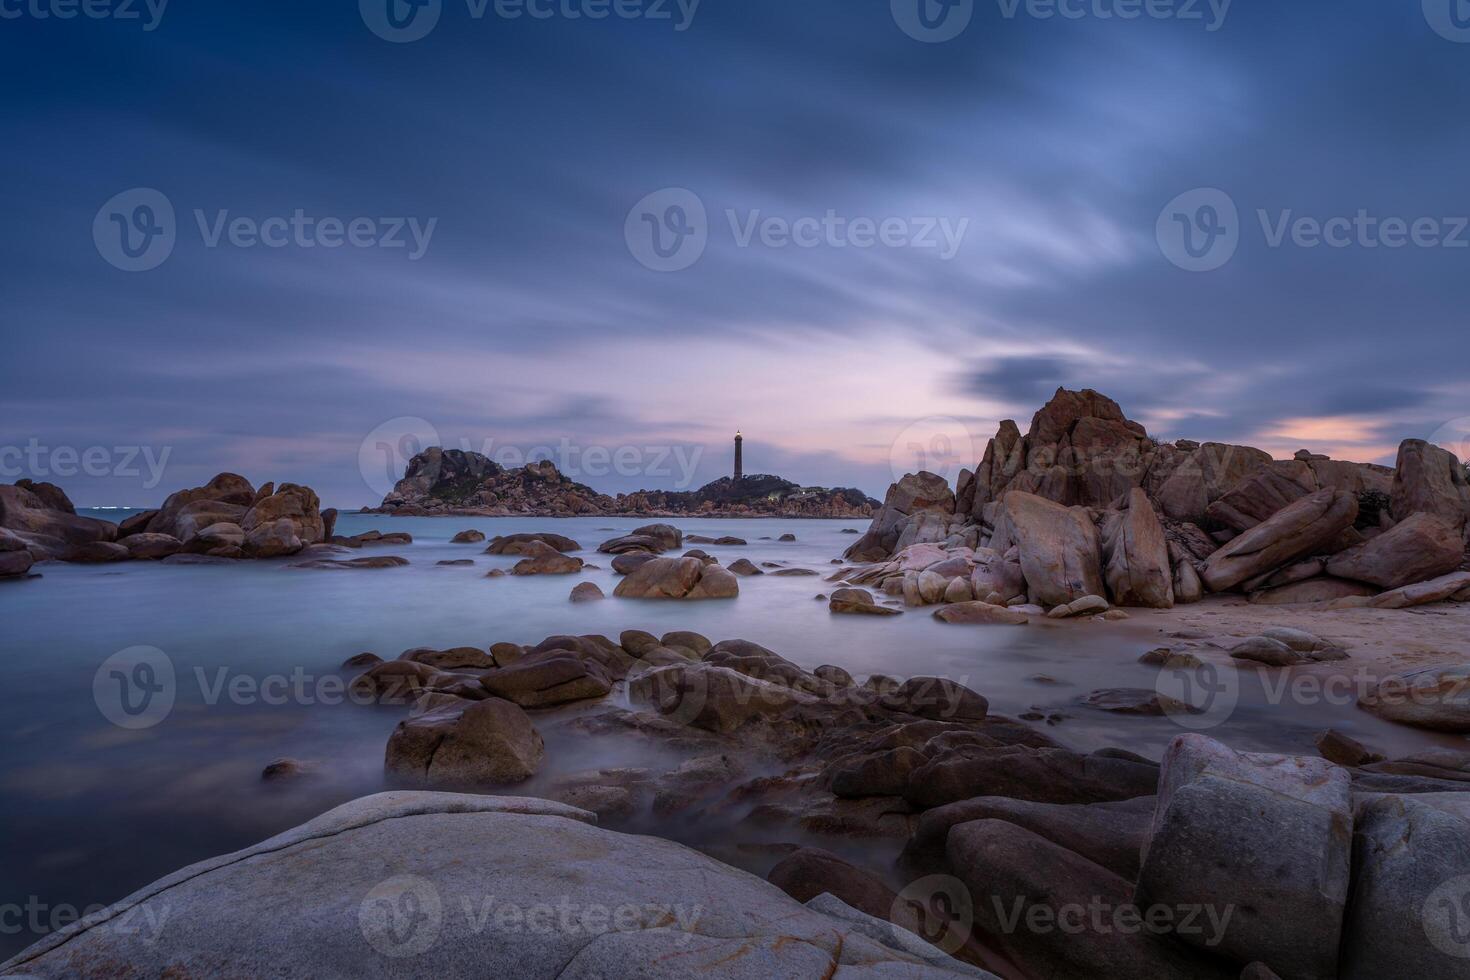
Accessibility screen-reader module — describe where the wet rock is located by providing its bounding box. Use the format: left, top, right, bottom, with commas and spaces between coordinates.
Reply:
451, 529, 486, 544
767, 847, 895, 922
436, 559, 474, 566
569, 582, 604, 602
932, 601, 1027, 625
400, 647, 495, 670
1138, 648, 1203, 669
489, 642, 524, 667
122, 533, 182, 560
880, 677, 988, 722
618, 630, 660, 657
660, 631, 711, 657
598, 523, 682, 555
815, 665, 854, 687
629, 662, 815, 734
1045, 594, 1109, 618
613, 557, 739, 599
1314, 729, 1383, 767
480, 651, 613, 709
260, 758, 314, 782
1326, 512, 1464, 589
484, 531, 581, 554
342, 652, 382, 668
1135, 734, 1352, 980
242, 517, 303, 559
0, 548, 35, 578
906, 746, 1158, 809
184, 522, 245, 557
67, 540, 131, 563
727, 558, 763, 576
1201, 489, 1359, 592
385, 697, 544, 785
1079, 689, 1193, 716
831, 587, 903, 616
831, 746, 928, 798
511, 541, 584, 575
350, 660, 449, 703
291, 555, 409, 570
771, 567, 819, 577
240, 485, 325, 550
1359, 665, 1470, 732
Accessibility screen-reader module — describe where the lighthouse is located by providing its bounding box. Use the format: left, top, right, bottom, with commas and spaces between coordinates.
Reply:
734, 431, 743, 482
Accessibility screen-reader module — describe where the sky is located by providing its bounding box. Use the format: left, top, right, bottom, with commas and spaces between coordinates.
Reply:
3, 0, 1470, 507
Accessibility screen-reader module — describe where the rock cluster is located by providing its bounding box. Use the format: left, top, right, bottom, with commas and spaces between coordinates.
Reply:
370, 448, 878, 518
1, 473, 335, 568
841, 389, 1469, 620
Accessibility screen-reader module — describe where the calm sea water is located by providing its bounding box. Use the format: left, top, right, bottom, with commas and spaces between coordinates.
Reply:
0, 510, 1456, 957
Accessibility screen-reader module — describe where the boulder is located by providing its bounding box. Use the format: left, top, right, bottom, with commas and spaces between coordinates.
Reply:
598, 524, 682, 555
450, 529, 486, 544
485, 532, 580, 554
612, 557, 738, 599
1314, 730, 1382, 767
291, 555, 409, 570
629, 663, 815, 734
240, 484, 325, 546
116, 509, 158, 538
480, 652, 613, 709
14, 479, 75, 514
766, 847, 896, 920
1201, 489, 1359, 592
1368, 570, 1470, 609
1150, 442, 1274, 524
0, 483, 118, 546
727, 558, 763, 576
242, 517, 304, 559
122, 533, 182, 560
66, 540, 131, 563
569, 582, 604, 602
1203, 461, 1317, 532
1135, 735, 1353, 980
0, 545, 35, 578
1340, 793, 1470, 978
1248, 576, 1377, 605
879, 677, 988, 722
0, 792, 982, 978
844, 471, 955, 562
385, 698, 544, 785
1390, 438, 1470, 532
1359, 665, 1470, 732
610, 552, 657, 575
990, 491, 1106, 607
659, 631, 712, 657
183, 521, 245, 557
1101, 488, 1174, 608
932, 601, 1026, 625
510, 541, 584, 575
1325, 512, 1464, 589
830, 587, 902, 616
906, 746, 1158, 809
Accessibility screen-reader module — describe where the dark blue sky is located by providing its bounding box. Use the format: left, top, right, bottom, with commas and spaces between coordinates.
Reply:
3, 0, 1469, 507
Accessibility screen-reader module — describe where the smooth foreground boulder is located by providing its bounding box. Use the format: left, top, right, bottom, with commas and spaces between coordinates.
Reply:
0, 792, 982, 978
1340, 792, 1470, 978
1101, 488, 1174, 608
1201, 489, 1359, 592
990, 491, 1105, 608
1325, 511, 1464, 589
1135, 735, 1352, 980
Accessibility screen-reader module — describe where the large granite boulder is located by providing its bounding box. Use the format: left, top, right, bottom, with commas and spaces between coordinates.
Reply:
242, 517, 304, 559
479, 650, 613, 708
612, 556, 738, 599
1340, 793, 1470, 978
146, 473, 255, 540
845, 471, 955, 562
14, 479, 75, 514
1325, 511, 1464, 589
509, 540, 584, 575
1200, 489, 1359, 592
123, 532, 183, 560
1203, 461, 1317, 532
989, 491, 1105, 608
0, 792, 981, 978
1391, 438, 1470, 533
1135, 735, 1353, 980
1101, 487, 1174, 608
629, 662, 815, 734
485, 532, 580, 554
597, 523, 683, 555
1149, 441, 1274, 524
385, 698, 544, 785
240, 484, 325, 548
0, 483, 117, 547
0, 529, 36, 577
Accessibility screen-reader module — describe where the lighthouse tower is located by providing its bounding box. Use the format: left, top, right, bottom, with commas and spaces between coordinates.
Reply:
734, 431, 743, 482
